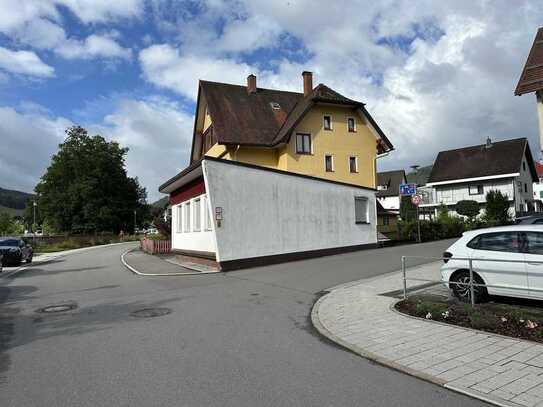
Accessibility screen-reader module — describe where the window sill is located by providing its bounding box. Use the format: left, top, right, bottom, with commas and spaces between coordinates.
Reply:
296, 152, 312, 155
355, 221, 370, 225
323, 128, 333, 131
348, 130, 357, 133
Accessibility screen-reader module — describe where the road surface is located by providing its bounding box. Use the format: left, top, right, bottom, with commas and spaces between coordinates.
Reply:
0, 240, 489, 406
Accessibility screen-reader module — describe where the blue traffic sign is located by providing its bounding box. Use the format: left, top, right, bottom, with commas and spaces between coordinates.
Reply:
399, 183, 417, 196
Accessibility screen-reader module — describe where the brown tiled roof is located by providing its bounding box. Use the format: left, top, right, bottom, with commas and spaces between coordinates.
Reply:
376, 170, 406, 197
536, 161, 543, 177
199, 80, 394, 151
515, 28, 543, 95
428, 138, 538, 184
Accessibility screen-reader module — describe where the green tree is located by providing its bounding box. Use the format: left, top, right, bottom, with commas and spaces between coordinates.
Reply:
0, 212, 23, 235
456, 200, 480, 220
400, 195, 417, 221
484, 190, 511, 226
35, 126, 147, 233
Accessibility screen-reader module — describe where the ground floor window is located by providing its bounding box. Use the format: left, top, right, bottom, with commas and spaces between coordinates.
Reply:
355, 197, 368, 224
194, 198, 201, 231
203, 195, 212, 230
383, 215, 389, 226
176, 205, 183, 233
184, 202, 191, 232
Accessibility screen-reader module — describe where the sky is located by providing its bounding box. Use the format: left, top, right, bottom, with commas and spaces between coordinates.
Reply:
1, 0, 542, 202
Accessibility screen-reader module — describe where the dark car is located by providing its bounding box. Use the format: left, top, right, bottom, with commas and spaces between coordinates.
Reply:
0, 237, 33, 267
515, 215, 543, 225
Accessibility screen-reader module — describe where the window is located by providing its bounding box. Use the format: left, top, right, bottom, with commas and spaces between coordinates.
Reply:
468, 184, 483, 195
349, 156, 358, 173
524, 183, 528, 193
467, 232, 521, 253
295, 133, 312, 154
347, 117, 356, 132
323, 115, 332, 130
270, 102, 281, 110
325, 154, 334, 172
518, 181, 522, 192
525, 232, 543, 255
176, 205, 183, 233
203, 195, 212, 230
184, 202, 191, 232
194, 198, 201, 231
383, 215, 390, 226
354, 197, 368, 224
523, 161, 526, 171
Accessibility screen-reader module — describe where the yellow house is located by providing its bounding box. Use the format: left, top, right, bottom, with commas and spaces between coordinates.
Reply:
190, 72, 393, 188
159, 72, 395, 270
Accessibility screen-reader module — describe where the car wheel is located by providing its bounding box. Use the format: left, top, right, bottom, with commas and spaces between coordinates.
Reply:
450, 270, 488, 303
26, 256, 32, 264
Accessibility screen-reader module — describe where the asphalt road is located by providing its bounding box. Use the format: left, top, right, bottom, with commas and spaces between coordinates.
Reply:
0, 240, 490, 407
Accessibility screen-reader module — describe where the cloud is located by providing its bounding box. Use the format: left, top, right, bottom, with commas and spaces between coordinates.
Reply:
56, 34, 132, 60
139, 44, 255, 100
0, 47, 55, 77
0, 97, 193, 201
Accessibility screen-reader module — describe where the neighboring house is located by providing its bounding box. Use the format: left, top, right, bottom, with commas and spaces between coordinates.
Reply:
419, 138, 538, 218
376, 200, 398, 240
158, 71, 394, 270
533, 161, 543, 212
376, 170, 406, 214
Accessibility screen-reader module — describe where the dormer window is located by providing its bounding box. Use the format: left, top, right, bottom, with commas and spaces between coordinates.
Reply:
323, 115, 332, 130
270, 102, 281, 110
348, 117, 356, 132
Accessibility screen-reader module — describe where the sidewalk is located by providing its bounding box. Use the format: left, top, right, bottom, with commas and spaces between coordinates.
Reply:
121, 249, 220, 276
312, 262, 543, 407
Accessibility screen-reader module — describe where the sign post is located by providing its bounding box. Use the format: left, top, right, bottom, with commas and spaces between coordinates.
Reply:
411, 194, 423, 243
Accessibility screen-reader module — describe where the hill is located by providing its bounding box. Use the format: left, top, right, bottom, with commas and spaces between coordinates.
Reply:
406, 165, 433, 186
0, 186, 35, 216
151, 196, 169, 208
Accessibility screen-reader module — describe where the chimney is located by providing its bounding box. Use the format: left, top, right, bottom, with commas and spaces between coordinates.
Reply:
302, 71, 313, 97
247, 74, 257, 94
485, 137, 493, 149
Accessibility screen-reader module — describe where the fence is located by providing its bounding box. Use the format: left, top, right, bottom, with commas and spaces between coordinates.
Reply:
140, 238, 171, 254
401, 255, 543, 307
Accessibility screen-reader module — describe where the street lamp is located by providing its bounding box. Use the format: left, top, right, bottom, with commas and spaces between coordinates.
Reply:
33, 201, 37, 233
134, 210, 137, 234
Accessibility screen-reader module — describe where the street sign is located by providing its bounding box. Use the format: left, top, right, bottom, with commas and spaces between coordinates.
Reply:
411, 194, 423, 206
399, 183, 417, 196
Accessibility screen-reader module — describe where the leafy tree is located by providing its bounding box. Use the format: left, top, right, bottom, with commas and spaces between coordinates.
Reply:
400, 195, 417, 221
35, 126, 147, 233
484, 190, 511, 226
0, 212, 23, 235
456, 200, 480, 220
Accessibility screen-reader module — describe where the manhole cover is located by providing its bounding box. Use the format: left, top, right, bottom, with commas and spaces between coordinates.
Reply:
37, 304, 77, 313
131, 308, 172, 318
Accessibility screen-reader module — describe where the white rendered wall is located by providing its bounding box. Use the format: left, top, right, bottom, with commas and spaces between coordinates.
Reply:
171, 194, 216, 253
203, 159, 377, 262
378, 196, 400, 211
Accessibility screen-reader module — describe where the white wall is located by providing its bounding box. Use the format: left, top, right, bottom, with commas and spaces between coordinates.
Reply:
434, 178, 514, 205
515, 155, 535, 212
171, 194, 216, 253
203, 159, 377, 262
378, 196, 400, 211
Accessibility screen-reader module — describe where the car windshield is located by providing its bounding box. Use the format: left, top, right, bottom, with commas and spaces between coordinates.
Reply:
0, 239, 20, 246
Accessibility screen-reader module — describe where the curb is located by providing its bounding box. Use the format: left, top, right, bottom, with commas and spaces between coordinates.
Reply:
120, 248, 221, 277
311, 289, 516, 407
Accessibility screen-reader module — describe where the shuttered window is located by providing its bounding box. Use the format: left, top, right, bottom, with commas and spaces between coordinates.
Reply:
355, 197, 368, 224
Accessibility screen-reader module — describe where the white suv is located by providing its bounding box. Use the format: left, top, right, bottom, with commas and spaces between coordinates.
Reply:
441, 225, 543, 303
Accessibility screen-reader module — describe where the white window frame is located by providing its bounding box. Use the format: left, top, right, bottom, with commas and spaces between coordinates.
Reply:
349, 156, 358, 173
295, 132, 312, 154
184, 201, 191, 232
176, 204, 183, 233
324, 154, 334, 172
468, 184, 483, 195
193, 198, 201, 232
203, 195, 212, 231
354, 197, 369, 224
347, 117, 356, 132
323, 114, 333, 131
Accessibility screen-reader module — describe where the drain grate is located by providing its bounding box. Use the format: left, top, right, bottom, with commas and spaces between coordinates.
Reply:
37, 303, 77, 313
131, 308, 172, 318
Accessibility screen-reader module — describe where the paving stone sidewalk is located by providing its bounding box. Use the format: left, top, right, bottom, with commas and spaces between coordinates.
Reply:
312, 262, 543, 407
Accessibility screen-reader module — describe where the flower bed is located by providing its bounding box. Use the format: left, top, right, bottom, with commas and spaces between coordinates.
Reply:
396, 297, 543, 343
140, 237, 171, 254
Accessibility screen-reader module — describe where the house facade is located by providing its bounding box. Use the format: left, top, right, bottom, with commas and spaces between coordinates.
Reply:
375, 170, 406, 239
533, 161, 543, 212
159, 72, 394, 270
419, 138, 538, 218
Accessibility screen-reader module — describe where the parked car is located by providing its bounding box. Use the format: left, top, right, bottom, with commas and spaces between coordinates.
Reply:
145, 228, 159, 235
0, 237, 33, 267
515, 215, 543, 225
441, 225, 543, 303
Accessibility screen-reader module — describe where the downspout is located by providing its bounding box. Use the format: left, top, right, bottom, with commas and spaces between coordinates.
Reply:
537, 90, 543, 152
233, 144, 241, 160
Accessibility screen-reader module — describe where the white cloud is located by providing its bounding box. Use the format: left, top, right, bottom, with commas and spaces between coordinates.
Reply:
139, 44, 255, 100
56, 34, 132, 60
56, 0, 143, 23
0, 47, 55, 77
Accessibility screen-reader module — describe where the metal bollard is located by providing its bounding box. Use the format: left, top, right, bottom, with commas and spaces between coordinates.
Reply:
469, 258, 475, 307
402, 256, 407, 300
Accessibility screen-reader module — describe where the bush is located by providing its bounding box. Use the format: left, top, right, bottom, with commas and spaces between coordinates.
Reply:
456, 200, 480, 220
398, 217, 465, 242
484, 190, 511, 225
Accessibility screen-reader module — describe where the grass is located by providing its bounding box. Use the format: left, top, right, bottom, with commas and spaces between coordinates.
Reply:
34, 235, 141, 253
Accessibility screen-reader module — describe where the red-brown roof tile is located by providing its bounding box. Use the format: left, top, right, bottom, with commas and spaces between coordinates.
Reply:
515, 28, 543, 95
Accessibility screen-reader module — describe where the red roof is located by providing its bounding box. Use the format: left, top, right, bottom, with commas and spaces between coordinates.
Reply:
536, 161, 543, 177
